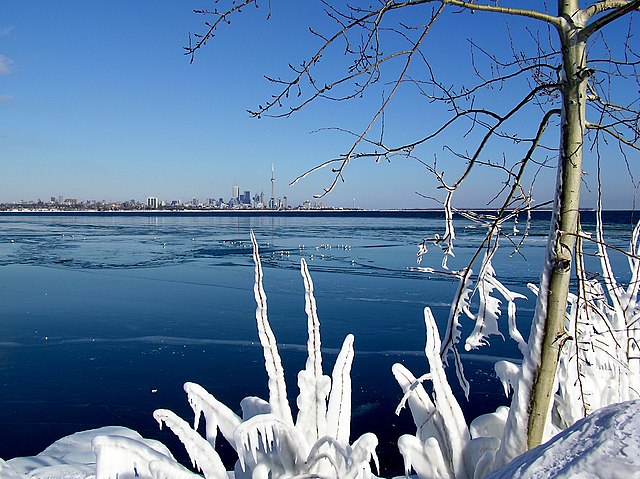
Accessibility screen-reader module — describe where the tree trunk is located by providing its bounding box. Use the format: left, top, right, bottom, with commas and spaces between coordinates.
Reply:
526, 0, 588, 449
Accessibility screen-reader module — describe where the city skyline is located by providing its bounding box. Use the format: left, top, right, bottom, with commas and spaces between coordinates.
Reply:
3, 164, 302, 209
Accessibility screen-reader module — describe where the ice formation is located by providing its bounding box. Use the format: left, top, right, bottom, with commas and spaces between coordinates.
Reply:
5, 400, 639, 479
89, 230, 378, 479
396, 218, 640, 477
393, 308, 501, 479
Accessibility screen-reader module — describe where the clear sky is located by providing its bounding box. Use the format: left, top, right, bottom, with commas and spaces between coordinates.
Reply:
1, 2, 638, 209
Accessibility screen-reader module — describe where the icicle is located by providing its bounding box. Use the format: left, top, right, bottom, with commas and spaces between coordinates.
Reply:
464, 253, 526, 354
326, 334, 355, 445
452, 347, 471, 398
506, 298, 528, 357
346, 433, 379, 479
153, 409, 227, 479
250, 230, 294, 427
494, 360, 521, 397
295, 257, 331, 445
233, 413, 308, 476
397, 434, 450, 479
184, 382, 242, 449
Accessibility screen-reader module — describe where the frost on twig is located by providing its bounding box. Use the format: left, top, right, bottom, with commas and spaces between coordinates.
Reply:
436, 240, 527, 398
417, 190, 456, 270
417, 208, 530, 399
296, 257, 331, 445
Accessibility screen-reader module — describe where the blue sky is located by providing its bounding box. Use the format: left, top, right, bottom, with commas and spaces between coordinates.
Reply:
1, 2, 638, 209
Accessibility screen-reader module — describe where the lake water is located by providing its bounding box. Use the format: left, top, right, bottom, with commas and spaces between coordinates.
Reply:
0, 211, 636, 475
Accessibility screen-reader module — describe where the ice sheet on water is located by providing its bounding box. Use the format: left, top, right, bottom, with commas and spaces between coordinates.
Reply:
0, 214, 549, 286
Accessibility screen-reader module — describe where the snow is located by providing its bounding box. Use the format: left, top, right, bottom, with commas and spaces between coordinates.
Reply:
486, 399, 640, 479
2, 400, 639, 478
0, 426, 172, 479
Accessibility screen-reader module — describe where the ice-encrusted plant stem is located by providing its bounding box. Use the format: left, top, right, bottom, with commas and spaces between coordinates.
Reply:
93, 232, 378, 479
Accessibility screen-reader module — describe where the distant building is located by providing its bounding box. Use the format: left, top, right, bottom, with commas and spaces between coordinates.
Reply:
147, 197, 159, 209
232, 185, 240, 202
270, 164, 275, 209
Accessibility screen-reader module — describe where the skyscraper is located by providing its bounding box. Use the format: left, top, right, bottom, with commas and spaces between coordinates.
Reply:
232, 184, 240, 201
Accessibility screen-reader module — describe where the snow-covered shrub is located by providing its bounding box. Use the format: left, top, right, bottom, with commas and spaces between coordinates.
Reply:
393, 250, 525, 479
94, 231, 378, 479
393, 307, 503, 479
397, 218, 640, 478
553, 215, 640, 427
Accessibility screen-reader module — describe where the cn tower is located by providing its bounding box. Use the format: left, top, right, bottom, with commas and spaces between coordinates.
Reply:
270, 163, 275, 209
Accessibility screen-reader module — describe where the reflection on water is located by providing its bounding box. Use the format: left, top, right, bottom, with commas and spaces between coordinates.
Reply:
0, 211, 636, 474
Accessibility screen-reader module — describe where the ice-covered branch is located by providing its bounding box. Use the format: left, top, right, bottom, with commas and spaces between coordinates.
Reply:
393, 308, 507, 479
250, 230, 294, 426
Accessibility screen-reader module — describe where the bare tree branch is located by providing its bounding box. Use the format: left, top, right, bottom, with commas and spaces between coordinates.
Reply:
580, 0, 640, 39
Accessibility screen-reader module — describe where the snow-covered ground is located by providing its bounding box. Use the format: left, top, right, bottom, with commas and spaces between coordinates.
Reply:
2, 400, 638, 479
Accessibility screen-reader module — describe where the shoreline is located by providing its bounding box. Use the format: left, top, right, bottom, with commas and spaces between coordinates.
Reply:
0, 207, 601, 216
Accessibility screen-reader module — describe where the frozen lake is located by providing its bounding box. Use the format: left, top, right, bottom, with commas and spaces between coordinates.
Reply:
0, 211, 636, 475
